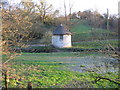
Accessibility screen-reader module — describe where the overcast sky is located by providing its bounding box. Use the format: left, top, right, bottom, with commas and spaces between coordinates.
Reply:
7, 0, 119, 15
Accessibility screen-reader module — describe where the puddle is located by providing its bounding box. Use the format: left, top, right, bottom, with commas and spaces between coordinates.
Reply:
62, 56, 120, 73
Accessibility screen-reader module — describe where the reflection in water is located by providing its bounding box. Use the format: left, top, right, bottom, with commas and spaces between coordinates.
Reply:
65, 56, 119, 73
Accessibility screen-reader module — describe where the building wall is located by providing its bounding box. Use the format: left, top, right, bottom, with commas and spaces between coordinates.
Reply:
52, 35, 72, 48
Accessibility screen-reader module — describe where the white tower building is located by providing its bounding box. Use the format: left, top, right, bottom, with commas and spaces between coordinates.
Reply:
52, 24, 72, 48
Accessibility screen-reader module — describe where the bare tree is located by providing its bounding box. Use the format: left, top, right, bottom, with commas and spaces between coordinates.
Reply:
107, 8, 109, 31
68, 0, 74, 25
35, 0, 53, 23
1, 3, 33, 89
64, 0, 67, 25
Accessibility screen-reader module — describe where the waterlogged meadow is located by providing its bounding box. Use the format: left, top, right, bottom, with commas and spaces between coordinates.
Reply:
2, 52, 120, 88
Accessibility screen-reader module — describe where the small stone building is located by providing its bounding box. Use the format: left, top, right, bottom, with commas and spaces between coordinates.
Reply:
52, 24, 72, 48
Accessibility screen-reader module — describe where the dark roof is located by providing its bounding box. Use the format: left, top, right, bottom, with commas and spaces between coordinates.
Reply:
53, 24, 71, 35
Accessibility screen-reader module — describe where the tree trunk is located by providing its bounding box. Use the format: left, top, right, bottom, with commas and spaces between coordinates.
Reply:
5, 71, 8, 90
27, 82, 32, 90
107, 8, 109, 31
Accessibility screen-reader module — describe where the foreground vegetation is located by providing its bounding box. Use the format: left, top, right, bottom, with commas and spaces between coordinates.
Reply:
2, 52, 120, 88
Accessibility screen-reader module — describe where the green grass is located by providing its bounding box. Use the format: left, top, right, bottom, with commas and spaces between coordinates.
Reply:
70, 20, 118, 42
71, 21, 92, 41
71, 24, 92, 34
7, 64, 118, 88
72, 39, 119, 49
7, 64, 95, 88
13, 52, 102, 64
2, 52, 119, 88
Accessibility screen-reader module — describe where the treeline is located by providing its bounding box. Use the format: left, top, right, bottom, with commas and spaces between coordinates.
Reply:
70, 10, 118, 32
1, 0, 118, 42
1, 1, 60, 44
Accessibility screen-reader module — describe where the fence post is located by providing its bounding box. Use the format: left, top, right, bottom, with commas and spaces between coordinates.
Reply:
5, 71, 8, 90
27, 82, 32, 90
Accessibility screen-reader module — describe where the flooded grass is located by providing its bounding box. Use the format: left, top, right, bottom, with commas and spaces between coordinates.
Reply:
5, 52, 120, 88
11, 52, 119, 73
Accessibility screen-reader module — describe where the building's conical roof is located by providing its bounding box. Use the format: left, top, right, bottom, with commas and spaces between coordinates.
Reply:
53, 24, 71, 35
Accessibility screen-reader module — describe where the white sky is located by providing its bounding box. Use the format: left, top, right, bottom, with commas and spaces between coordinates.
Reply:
47, 0, 119, 15
7, 0, 120, 15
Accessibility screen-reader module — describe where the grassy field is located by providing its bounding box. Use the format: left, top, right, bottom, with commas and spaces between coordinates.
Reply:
2, 52, 119, 88
70, 20, 118, 42
2, 20, 119, 88
72, 39, 119, 49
